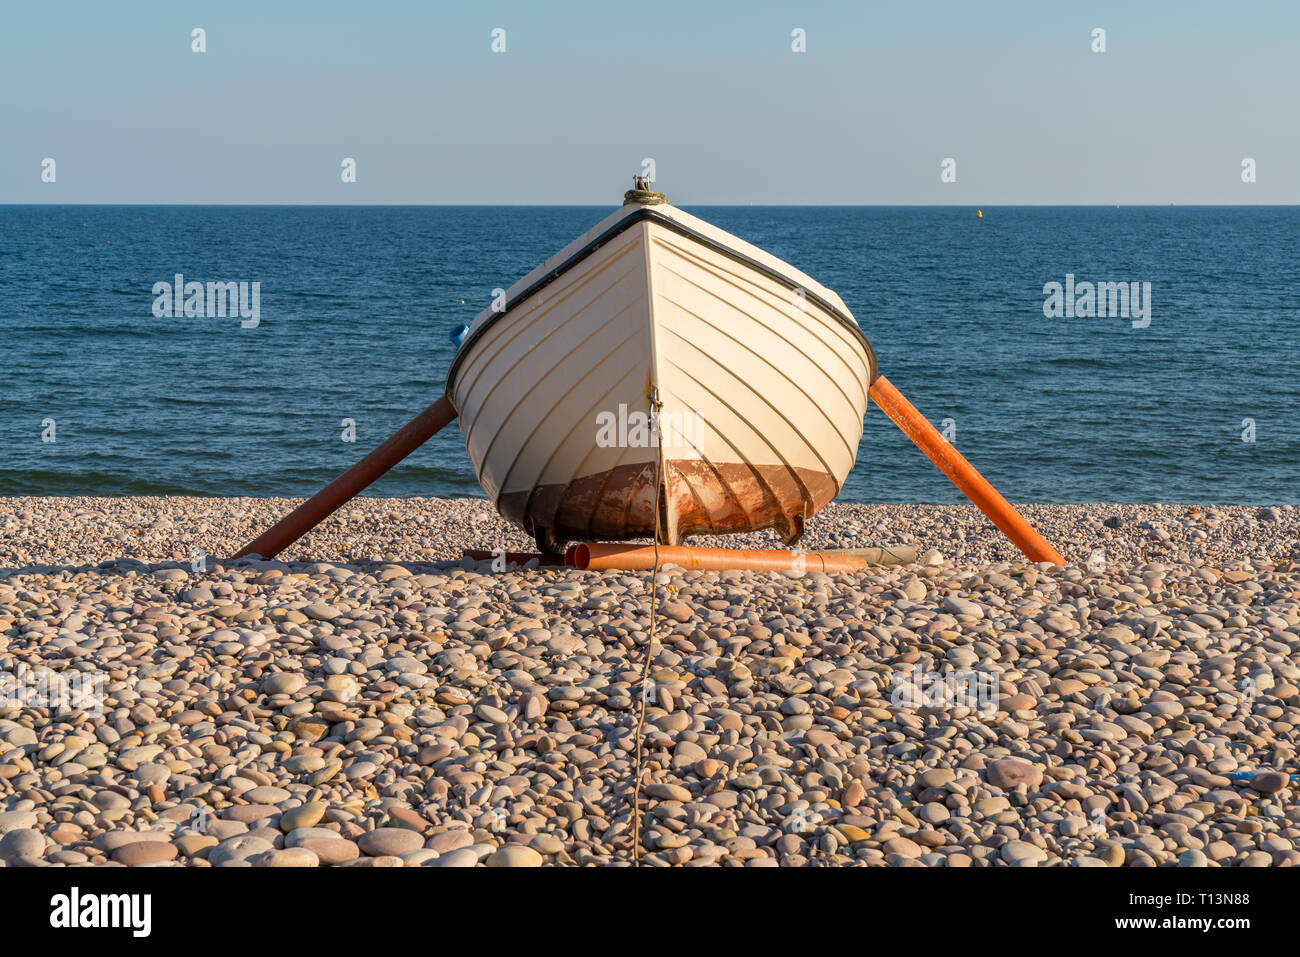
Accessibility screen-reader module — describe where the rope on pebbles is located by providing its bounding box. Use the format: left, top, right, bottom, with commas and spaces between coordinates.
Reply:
628, 391, 666, 865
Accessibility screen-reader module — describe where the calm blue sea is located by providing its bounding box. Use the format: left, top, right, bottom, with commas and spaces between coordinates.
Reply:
1, 206, 1296, 504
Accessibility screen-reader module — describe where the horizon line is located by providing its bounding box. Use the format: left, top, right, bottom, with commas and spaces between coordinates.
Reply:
4, 202, 1299, 208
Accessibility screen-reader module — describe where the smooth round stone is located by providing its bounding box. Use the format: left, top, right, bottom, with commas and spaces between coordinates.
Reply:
530, 834, 564, 855
427, 848, 478, 867
399, 848, 442, 865
673, 741, 708, 766
644, 783, 692, 803
1, 728, 37, 748
426, 830, 474, 853
225, 804, 278, 824
93, 791, 130, 810
914, 829, 948, 849
134, 763, 171, 786
1001, 841, 1048, 866
919, 804, 950, 825
486, 846, 544, 868
940, 596, 984, 619
296, 837, 359, 865
262, 673, 306, 695
305, 602, 341, 621
1177, 849, 1208, 867
918, 768, 955, 789
839, 825, 871, 844
0, 811, 38, 834
244, 786, 291, 804
386, 806, 431, 833
986, 759, 1044, 790
114, 841, 179, 866
947, 647, 979, 668
285, 827, 339, 847
209, 835, 274, 866
841, 781, 866, 807
49, 850, 89, 865
279, 802, 326, 831
208, 821, 250, 841
0, 829, 45, 861
284, 755, 326, 774
1249, 771, 1289, 794
175, 834, 218, 858
475, 704, 509, 724
94, 830, 173, 852
250, 847, 319, 867
247, 825, 286, 846
345, 761, 379, 780
358, 828, 424, 856
882, 837, 922, 859
1143, 701, 1184, 719
1097, 843, 1125, 867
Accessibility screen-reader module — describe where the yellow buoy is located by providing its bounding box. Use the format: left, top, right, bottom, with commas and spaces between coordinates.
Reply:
977, 209, 983, 218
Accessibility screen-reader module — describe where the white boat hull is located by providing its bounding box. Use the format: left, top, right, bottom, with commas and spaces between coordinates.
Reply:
447, 202, 876, 547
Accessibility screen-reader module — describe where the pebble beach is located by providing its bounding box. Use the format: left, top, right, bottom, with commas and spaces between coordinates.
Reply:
1, 496, 1298, 867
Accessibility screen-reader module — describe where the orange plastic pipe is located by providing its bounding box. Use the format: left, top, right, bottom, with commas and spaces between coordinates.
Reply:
568, 543, 887, 573
867, 375, 1065, 564
234, 395, 457, 560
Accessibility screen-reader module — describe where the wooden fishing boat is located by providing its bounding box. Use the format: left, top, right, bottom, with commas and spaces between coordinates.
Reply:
445, 181, 878, 552
236, 180, 1064, 567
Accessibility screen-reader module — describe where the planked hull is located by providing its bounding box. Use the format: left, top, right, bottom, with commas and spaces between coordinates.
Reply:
447, 201, 876, 548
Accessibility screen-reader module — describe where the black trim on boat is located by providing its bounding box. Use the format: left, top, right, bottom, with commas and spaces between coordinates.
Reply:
445, 206, 878, 395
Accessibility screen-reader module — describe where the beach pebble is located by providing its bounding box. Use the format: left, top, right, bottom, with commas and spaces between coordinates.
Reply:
1248, 772, 1289, 794
114, 841, 179, 866
427, 830, 474, 854
358, 828, 424, 857
1001, 841, 1047, 866
486, 846, 544, 868
0, 812, 38, 834
249, 847, 320, 867
279, 803, 327, 831
0, 829, 45, 861
427, 848, 479, 868
986, 759, 1043, 791
210, 836, 274, 867
305, 602, 342, 621
296, 838, 360, 865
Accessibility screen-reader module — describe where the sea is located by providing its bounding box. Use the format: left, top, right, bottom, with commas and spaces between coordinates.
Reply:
2, 205, 1296, 504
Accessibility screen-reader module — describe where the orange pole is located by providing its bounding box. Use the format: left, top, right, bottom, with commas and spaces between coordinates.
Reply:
234, 395, 457, 560
867, 375, 1065, 564
567, 543, 901, 573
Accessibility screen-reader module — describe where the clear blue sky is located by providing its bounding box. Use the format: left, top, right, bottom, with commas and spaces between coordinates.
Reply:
2, 0, 1296, 204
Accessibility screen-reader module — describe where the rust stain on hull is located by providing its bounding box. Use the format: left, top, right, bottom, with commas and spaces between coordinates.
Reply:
498, 460, 838, 548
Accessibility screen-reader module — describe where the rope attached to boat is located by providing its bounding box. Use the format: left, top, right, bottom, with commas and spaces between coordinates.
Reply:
629, 389, 665, 865
623, 188, 668, 206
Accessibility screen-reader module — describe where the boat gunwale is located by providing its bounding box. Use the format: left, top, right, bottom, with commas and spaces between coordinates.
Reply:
445, 207, 879, 398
